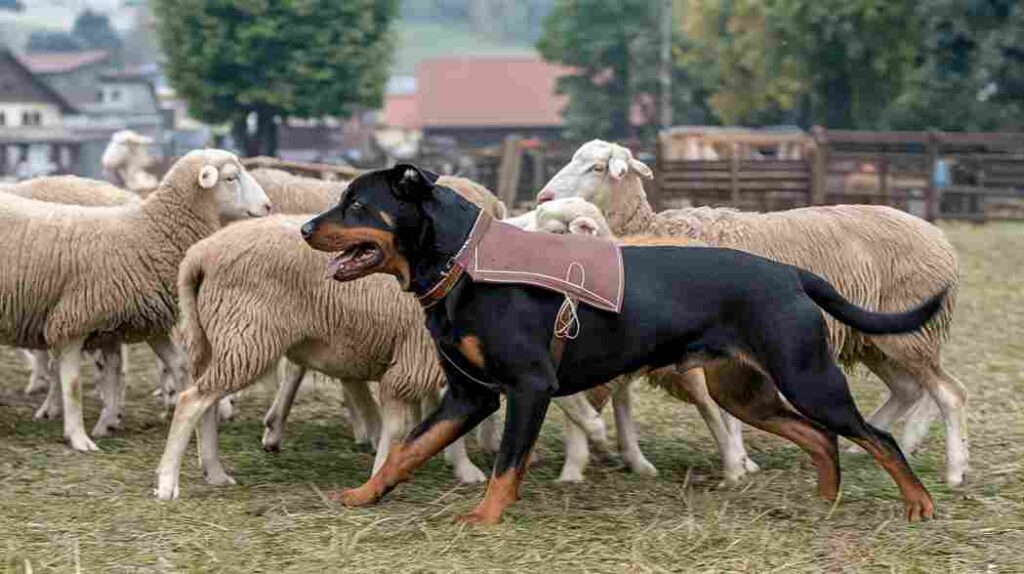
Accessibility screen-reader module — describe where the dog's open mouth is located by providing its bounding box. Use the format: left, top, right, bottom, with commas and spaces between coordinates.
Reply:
326, 242, 384, 281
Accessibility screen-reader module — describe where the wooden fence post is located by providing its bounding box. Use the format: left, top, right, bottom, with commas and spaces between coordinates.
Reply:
497, 134, 524, 208
878, 154, 890, 207
729, 144, 741, 207
924, 130, 940, 222
810, 126, 828, 205
651, 134, 665, 211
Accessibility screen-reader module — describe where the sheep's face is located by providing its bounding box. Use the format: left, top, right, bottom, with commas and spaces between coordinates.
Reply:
536, 140, 653, 209
192, 151, 271, 220
504, 198, 610, 238
302, 165, 434, 286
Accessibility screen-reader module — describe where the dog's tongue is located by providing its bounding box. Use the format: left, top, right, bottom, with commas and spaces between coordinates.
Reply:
325, 252, 351, 279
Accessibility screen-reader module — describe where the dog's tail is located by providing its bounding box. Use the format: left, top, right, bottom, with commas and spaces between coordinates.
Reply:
177, 249, 212, 380
797, 268, 948, 335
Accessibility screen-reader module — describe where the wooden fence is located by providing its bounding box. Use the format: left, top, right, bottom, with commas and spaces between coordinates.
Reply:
652, 128, 1024, 222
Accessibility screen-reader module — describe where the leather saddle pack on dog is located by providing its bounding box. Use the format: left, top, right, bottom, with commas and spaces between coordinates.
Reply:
419, 211, 624, 364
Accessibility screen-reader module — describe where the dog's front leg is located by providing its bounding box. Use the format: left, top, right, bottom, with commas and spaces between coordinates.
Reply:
328, 374, 499, 508
455, 375, 554, 525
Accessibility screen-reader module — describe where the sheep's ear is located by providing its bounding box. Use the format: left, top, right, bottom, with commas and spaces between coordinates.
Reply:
569, 216, 601, 236
628, 158, 653, 180
389, 164, 439, 201
608, 157, 629, 180
198, 165, 219, 189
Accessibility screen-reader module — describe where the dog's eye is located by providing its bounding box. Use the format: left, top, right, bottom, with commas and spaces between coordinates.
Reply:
349, 201, 364, 212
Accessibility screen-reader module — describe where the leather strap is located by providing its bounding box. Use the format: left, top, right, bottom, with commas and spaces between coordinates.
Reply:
418, 264, 465, 309
549, 295, 579, 370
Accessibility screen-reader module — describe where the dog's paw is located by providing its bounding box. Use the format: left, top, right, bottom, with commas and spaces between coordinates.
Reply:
453, 510, 502, 526
328, 486, 380, 508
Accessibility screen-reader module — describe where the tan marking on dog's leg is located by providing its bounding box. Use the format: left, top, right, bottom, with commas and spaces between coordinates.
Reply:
330, 419, 465, 507
850, 437, 934, 522
458, 335, 487, 370
455, 467, 525, 525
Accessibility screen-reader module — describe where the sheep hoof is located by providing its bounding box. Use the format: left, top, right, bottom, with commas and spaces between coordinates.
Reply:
454, 464, 487, 485
742, 457, 760, 473
154, 476, 180, 501
261, 427, 282, 452
628, 458, 659, 477
203, 470, 237, 487
946, 468, 967, 488
66, 433, 100, 452
556, 469, 585, 483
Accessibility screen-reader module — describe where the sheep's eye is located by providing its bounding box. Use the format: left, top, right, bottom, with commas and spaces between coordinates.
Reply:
591, 163, 606, 173
226, 175, 238, 182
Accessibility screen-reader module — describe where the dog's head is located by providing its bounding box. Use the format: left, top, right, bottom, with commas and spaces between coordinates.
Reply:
302, 164, 464, 288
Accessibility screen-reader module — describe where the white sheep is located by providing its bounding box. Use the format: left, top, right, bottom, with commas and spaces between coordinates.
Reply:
153, 176, 507, 499
0, 149, 270, 451
249, 168, 348, 215
537, 140, 967, 486
100, 130, 159, 194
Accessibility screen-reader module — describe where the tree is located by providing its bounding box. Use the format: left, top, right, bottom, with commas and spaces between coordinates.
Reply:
73, 9, 122, 51
152, 0, 398, 156
538, 0, 659, 139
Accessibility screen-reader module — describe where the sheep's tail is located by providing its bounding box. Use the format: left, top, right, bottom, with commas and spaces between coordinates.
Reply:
797, 268, 949, 335
177, 253, 211, 380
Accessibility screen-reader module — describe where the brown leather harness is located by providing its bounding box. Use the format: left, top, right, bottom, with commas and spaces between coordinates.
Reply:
418, 212, 624, 370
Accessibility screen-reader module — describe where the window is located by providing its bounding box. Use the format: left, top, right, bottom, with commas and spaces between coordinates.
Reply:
21, 111, 42, 127
110, 89, 121, 102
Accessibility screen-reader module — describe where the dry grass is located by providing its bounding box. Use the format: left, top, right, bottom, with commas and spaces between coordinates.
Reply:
1, 223, 1023, 573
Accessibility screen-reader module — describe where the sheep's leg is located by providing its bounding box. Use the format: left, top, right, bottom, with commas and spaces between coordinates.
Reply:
724, 412, 760, 473
899, 396, 940, 454
611, 379, 659, 478
426, 390, 486, 484
552, 393, 612, 454
919, 365, 969, 487
557, 414, 591, 482
372, 396, 410, 475
476, 411, 502, 454
155, 387, 220, 500
262, 360, 307, 452
340, 380, 381, 450
22, 349, 53, 395
148, 336, 187, 414
196, 399, 236, 486
92, 341, 126, 438
58, 338, 98, 452
845, 355, 923, 454
33, 357, 62, 421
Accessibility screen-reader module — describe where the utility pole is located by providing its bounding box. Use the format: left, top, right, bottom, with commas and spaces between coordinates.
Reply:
659, 0, 673, 130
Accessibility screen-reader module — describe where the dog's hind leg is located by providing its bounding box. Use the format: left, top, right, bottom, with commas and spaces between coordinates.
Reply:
702, 361, 839, 500
767, 351, 933, 521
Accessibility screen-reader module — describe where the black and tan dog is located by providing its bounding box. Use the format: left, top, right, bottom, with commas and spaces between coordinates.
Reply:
301, 164, 947, 525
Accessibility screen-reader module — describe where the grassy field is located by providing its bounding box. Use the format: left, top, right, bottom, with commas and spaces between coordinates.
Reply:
1, 223, 1022, 573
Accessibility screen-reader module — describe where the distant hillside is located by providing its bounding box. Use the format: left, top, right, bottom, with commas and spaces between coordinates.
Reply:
392, 20, 533, 75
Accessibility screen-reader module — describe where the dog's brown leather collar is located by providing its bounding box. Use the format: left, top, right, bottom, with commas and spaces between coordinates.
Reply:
417, 211, 493, 309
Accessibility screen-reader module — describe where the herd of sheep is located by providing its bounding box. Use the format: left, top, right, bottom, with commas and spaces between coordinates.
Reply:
0, 134, 967, 510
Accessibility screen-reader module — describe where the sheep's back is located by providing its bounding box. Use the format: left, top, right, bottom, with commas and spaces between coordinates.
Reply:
3, 175, 140, 207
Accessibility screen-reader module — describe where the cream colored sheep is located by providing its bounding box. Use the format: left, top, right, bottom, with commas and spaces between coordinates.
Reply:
537, 140, 967, 486
249, 168, 348, 215
0, 150, 270, 452
2, 175, 141, 206
154, 176, 507, 499
506, 197, 755, 483
101, 130, 159, 194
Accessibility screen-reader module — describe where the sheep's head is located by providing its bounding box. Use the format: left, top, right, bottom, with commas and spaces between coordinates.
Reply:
171, 149, 271, 221
536, 140, 653, 210
101, 130, 154, 171
505, 197, 612, 238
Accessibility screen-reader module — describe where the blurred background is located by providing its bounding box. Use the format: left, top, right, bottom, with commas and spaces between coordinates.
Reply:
2, 0, 1023, 219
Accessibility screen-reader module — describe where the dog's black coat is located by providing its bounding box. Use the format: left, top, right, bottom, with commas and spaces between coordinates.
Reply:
302, 164, 945, 521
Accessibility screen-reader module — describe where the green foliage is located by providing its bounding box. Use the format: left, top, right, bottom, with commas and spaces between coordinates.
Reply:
73, 9, 122, 51
151, 0, 398, 154
539, 0, 693, 139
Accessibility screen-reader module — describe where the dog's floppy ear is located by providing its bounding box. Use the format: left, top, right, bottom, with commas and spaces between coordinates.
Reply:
389, 164, 440, 201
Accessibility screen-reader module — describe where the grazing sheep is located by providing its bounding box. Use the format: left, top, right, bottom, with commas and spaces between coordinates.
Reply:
537, 140, 967, 486
507, 197, 755, 483
154, 176, 507, 500
100, 130, 159, 194
0, 149, 270, 452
